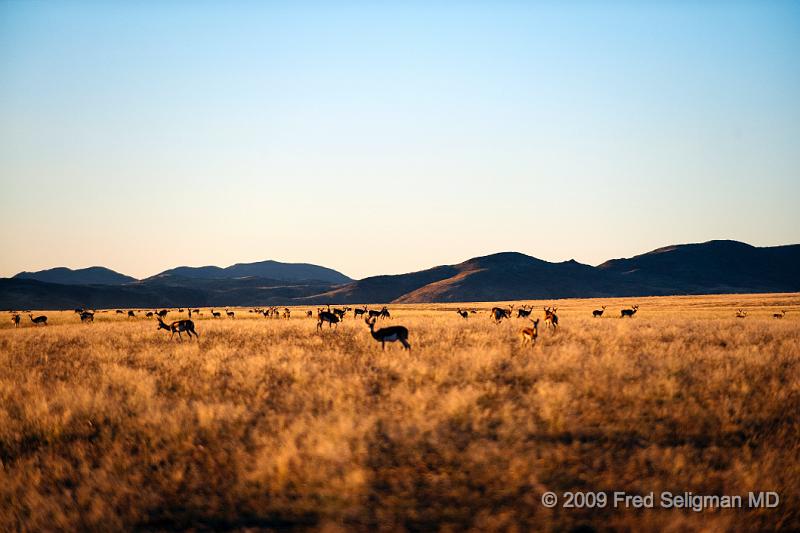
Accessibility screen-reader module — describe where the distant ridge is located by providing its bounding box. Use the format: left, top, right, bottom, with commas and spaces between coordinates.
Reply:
2, 240, 799, 309
152, 260, 352, 284
13, 266, 136, 285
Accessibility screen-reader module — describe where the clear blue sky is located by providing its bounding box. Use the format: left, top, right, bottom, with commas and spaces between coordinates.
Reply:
1, 1, 798, 280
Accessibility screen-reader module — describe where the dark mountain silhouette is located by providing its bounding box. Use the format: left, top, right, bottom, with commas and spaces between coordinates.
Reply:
153, 260, 352, 284
303, 240, 800, 304
13, 266, 136, 285
2, 240, 798, 309
598, 240, 800, 294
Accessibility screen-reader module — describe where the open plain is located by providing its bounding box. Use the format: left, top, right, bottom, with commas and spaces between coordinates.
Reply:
1, 293, 799, 531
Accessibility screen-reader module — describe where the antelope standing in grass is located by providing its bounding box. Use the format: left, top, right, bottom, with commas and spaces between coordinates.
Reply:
283, 308, 291, 319
457, 308, 469, 319
773, 310, 786, 319
353, 306, 368, 319
490, 307, 512, 323
333, 307, 347, 320
211, 309, 222, 319
193, 309, 201, 315
517, 305, 533, 318
79, 311, 94, 323
145, 311, 154, 318
226, 309, 235, 319
365, 317, 410, 350
593, 306, 607, 318
157, 309, 169, 319
11, 314, 20, 328
29, 314, 48, 326
367, 307, 382, 319
157, 317, 198, 341
306, 310, 313, 318
543, 307, 559, 330
317, 309, 340, 331
520, 318, 540, 346
116, 309, 124, 314
620, 305, 639, 318
127, 310, 136, 318
735, 309, 747, 318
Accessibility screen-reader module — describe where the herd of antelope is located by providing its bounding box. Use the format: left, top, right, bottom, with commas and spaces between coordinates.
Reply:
5, 303, 793, 351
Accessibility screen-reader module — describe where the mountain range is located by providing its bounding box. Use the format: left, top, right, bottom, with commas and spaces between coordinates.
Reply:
2, 240, 798, 309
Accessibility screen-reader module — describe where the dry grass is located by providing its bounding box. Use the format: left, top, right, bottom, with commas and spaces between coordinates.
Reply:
1, 293, 799, 531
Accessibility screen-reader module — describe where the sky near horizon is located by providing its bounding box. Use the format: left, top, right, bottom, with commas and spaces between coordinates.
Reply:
1, 1, 799, 280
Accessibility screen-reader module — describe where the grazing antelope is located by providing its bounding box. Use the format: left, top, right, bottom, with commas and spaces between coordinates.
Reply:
735, 309, 747, 318
543, 307, 559, 330
457, 308, 469, 319
379, 307, 391, 319
334, 306, 351, 319
283, 308, 291, 319
157, 309, 169, 319
211, 309, 222, 319
520, 318, 540, 346
774, 310, 786, 319
490, 307, 512, 323
593, 306, 607, 318
29, 314, 48, 326
11, 314, 20, 328
620, 305, 639, 318
516, 305, 533, 318
226, 309, 235, 319
193, 309, 201, 315
79, 311, 94, 323
317, 310, 340, 331
306, 310, 313, 318
353, 306, 368, 319
178, 308, 184, 313
365, 317, 410, 350
116, 309, 124, 314
145, 311, 154, 318
157, 317, 198, 341
128, 310, 136, 318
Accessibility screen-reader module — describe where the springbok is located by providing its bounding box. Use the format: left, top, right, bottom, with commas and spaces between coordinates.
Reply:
157, 309, 169, 319
592, 306, 607, 318
317, 310, 340, 331
79, 311, 94, 323
543, 307, 559, 330
457, 308, 469, 319
490, 307, 512, 323
621, 305, 639, 318
332, 307, 349, 320
11, 314, 20, 328
29, 314, 48, 326
283, 308, 291, 319
306, 310, 314, 318
735, 309, 747, 318
127, 310, 136, 318
353, 306, 368, 319
115, 310, 124, 314
211, 309, 222, 319
193, 309, 202, 315
773, 310, 786, 319
367, 308, 382, 319
520, 318, 540, 346
516, 305, 533, 319
157, 317, 198, 341
145, 311, 154, 318
226, 309, 235, 319
365, 317, 410, 350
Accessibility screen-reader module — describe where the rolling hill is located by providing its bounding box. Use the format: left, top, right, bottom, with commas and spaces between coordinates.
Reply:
13, 266, 136, 285
152, 260, 352, 284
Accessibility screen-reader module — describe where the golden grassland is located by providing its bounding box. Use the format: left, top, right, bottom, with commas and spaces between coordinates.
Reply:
1, 293, 799, 531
